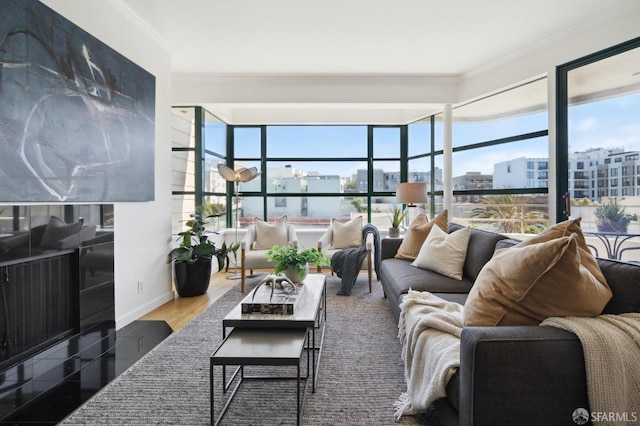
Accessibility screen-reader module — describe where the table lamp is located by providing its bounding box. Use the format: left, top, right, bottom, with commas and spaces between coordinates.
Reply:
395, 182, 427, 225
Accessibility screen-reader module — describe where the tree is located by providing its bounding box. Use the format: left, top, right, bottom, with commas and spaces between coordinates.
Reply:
351, 198, 367, 213
470, 194, 547, 234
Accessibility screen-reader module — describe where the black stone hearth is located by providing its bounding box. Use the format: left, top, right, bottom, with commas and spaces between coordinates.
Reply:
0, 320, 172, 424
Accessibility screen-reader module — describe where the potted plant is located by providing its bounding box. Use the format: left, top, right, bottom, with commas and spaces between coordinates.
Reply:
387, 207, 407, 238
169, 205, 239, 297
594, 200, 638, 233
265, 245, 329, 284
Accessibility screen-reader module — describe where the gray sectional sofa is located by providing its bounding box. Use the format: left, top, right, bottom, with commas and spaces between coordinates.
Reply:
380, 223, 640, 426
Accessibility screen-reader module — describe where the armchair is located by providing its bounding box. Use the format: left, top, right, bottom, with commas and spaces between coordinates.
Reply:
317, 217, 375, 292
240, 218, 298, 292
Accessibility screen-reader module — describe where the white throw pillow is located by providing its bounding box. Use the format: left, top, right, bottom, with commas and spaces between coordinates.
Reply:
411, 225, 470, 280
331, 216, 363, 249
254, 216, 288, 250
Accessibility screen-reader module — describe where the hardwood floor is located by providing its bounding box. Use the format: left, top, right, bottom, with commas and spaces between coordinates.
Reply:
140, 270, 250, 331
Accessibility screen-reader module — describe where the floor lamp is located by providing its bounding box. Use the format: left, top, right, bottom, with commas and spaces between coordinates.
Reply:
217, 164, 259, 280
395, 182, 428, 225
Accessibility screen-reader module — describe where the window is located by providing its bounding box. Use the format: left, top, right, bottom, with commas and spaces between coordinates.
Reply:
451, 78, 549, 232
171, 106, 228, 234
559, 39, 640, 230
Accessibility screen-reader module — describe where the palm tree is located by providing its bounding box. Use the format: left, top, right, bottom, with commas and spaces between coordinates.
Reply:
470, 194, 547, 233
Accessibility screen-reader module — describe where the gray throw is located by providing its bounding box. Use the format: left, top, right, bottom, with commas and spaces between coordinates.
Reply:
332, 224, 381, 295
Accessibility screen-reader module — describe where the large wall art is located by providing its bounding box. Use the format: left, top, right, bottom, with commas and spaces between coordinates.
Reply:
0, 0, 156, 202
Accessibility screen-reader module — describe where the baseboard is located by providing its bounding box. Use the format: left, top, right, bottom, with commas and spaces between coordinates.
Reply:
116, 291, 175, 330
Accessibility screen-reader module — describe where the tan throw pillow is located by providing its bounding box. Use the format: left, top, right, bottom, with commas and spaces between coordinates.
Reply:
411, 225, 470, 280
516, 218, 611, 293
254, 216, 288, 250
395, 210, 448, 260
464, 234, 613, 326
331, 216, 363, 249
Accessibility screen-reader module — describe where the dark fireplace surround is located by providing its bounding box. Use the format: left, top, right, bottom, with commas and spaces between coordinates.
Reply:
0, 205, 115, 371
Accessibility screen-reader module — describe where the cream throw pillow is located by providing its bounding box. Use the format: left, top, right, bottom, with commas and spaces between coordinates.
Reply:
464, 233, 613, 326
331, 216, 363, 249
395, 210, 448, 260
411, 225, 470, 280
254, 216, 288, 250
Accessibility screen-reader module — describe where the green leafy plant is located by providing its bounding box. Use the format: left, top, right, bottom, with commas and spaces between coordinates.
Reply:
168, 205, 239, 271
595, 200, 638, 233
470, 193, 546, 234
266, 245, 329, 276
388, 207, 407, 228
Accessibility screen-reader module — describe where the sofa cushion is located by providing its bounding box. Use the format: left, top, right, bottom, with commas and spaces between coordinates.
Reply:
411, 226, 470, 280
598, 258, 640, 314
395, 210, 448, 261
449, 223, 509, 281
254, 216, 288, 250
382, 258, 475, 296
39, 216, 84, 249
330, 216, 362, 249
464, 234, 613, 326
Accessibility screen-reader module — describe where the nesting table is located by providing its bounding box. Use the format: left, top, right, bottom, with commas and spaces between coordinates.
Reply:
210, 273, 327, 425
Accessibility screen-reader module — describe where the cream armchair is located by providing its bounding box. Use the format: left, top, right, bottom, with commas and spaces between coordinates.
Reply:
240, 219, 298, 292
317, 218, 375, 292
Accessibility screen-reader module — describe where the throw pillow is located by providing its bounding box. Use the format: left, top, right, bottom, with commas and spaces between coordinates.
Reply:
515, 218, 610, 292
395, 210, 448, 260
39, 216, 84, 249
411, 225, 470, 280
254, 216, 288, 250
331, 216, 363, 249
463, 234, 613, 326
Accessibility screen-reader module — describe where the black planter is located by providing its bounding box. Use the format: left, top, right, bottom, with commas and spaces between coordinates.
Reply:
173, 259, 212, 297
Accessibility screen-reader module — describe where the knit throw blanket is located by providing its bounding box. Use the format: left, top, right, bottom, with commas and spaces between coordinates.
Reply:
541, 313, 640, 426
394, 290, 464, 419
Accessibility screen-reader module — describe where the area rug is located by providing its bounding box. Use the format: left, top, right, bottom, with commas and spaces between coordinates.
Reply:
61, 275, 439, 425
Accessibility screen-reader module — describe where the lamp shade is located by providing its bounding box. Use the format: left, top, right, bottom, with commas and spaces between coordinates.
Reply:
396, 182, 427, 206
217, 164, 259, 182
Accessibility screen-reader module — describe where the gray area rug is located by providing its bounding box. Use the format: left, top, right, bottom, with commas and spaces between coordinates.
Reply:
62, 275, 439, 425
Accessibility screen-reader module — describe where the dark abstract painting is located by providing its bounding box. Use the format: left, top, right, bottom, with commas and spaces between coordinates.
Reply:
0, 0, 155, 202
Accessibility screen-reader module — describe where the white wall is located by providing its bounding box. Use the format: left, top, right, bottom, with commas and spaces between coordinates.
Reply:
41, 0, 175, 329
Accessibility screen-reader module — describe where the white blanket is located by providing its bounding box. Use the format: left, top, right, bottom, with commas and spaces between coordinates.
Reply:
394, 290, 464, 419
541, 313, 640, 426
